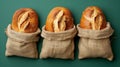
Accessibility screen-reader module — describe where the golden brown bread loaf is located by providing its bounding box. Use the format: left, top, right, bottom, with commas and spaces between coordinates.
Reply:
80, 6, 107, 30
45, 7, 74, 32
12, 8, 38, 33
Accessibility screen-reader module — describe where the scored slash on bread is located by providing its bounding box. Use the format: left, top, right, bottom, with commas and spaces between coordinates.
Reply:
53, 10, 66, 32
80, 6, 107, 30
18, 12, 29, 32
12, 8, 38, 33
45, 7, 74, 32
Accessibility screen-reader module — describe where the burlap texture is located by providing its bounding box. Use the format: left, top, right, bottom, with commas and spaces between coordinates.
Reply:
5, 24, 40, 58
40, 25, 77, 59
77, 22, 114, 61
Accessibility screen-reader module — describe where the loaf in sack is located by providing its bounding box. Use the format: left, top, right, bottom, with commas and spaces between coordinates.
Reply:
5, 8, 40, 58
40, 7, 77, 59
77, 6, 114, 61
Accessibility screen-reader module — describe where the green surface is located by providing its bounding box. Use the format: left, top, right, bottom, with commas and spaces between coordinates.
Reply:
0, 0, 120, 67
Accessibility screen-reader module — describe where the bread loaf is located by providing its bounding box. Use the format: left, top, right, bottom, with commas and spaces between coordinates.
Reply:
80, 6, 107, 30
45, 7, 74, 32
12, 8, 38, 33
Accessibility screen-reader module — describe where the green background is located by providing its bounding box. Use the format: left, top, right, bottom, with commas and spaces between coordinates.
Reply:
0, 0, 120, 67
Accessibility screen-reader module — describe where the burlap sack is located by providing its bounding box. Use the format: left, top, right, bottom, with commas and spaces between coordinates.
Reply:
40, 25, 77, 59
5, 24, 40, 58
77, 22, 114, 61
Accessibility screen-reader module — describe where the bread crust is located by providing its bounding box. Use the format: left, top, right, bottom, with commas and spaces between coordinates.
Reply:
80, 6, 107, 30
45, 7, 74, 32
12, 8, 38, 33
